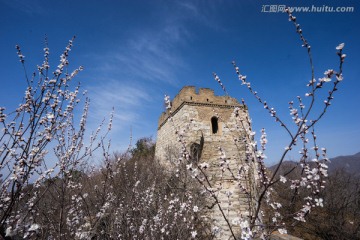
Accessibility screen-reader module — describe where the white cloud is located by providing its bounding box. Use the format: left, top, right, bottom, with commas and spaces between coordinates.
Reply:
87, 80, 151, 127
1, 0, 45, 15
76, 1, 225, 152
81, 79, 153, 153
87, 3, 205, 86
177, 1, 198, 15
112, 26, 188, 84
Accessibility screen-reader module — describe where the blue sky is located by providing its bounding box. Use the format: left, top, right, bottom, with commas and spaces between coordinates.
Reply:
0, 0, 359, 165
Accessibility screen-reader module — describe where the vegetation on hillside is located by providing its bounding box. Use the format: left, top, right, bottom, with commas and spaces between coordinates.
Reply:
271, 161, 360, 240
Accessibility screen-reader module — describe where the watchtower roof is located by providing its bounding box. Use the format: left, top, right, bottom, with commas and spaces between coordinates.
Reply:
158, 86, 244, 129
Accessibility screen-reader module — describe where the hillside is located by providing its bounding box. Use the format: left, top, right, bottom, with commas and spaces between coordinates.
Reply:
269, 152, 360, 239
327, 152, 360, 176
269, 152, 360, 176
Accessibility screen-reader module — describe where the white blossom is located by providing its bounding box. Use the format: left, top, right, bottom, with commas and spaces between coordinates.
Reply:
315, 198, 324, 207
278, 228, 287, 235
336, 43, 345, 50
28, 224, 40, 232
280, 175, 287, 183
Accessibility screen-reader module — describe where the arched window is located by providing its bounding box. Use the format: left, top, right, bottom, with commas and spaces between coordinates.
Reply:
190, 143, 201, 163
211, 117, 218, 134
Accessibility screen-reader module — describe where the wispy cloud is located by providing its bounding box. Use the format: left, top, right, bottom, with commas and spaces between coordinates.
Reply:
177, 1, 199, 15
82, 79, 153, 151
79, 1, 222, 150
96, 27, 188, 85
87, 80, 151, 127
1, 0, 45, 15
176, 1, 226, 31
88, 2, 209, 86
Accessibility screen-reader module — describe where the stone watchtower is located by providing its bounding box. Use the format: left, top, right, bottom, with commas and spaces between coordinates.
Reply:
155, 86, 258, 239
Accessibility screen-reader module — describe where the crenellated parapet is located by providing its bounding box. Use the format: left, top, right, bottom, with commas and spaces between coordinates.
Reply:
158, 86, 245, 129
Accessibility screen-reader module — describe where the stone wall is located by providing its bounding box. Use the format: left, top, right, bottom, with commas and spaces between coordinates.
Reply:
157, 86, 242, 130
155, 86, 258, 239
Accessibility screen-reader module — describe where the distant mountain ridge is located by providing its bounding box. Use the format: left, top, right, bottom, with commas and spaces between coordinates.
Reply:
327, 152, 360, 176
269, 152, 360, 177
